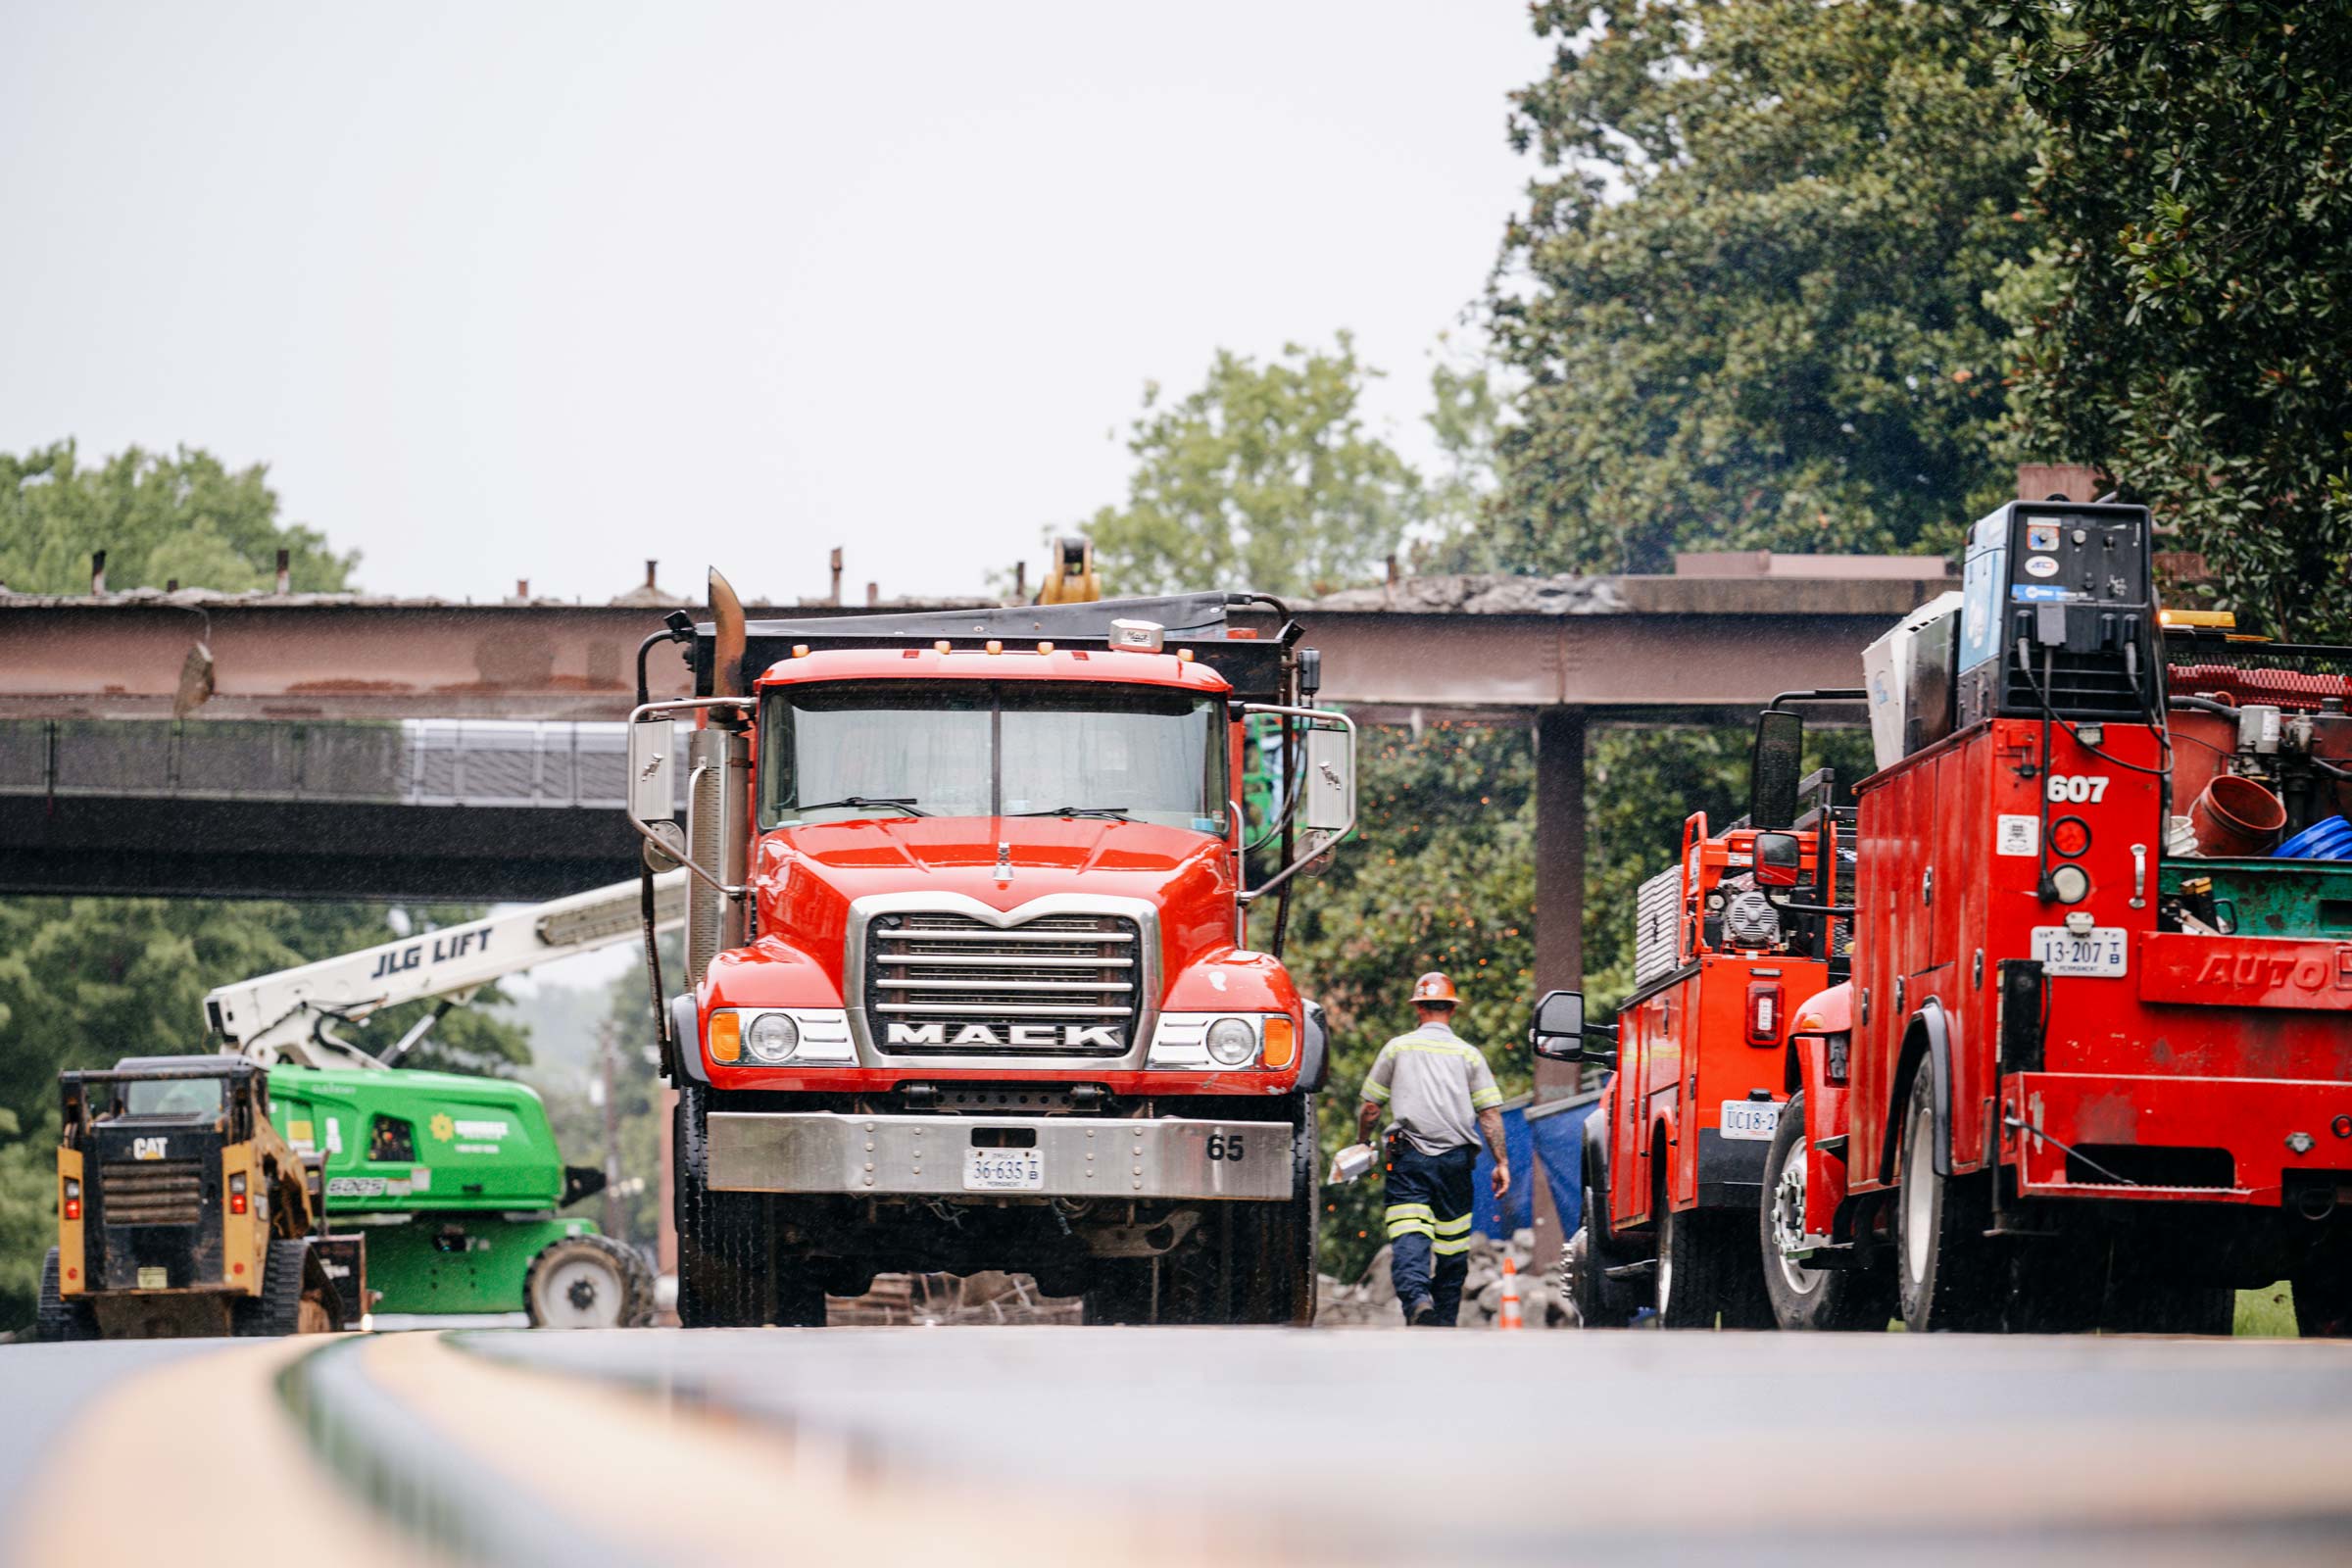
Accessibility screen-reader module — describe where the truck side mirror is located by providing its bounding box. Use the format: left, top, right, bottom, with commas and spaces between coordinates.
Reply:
1301, 724, 1354, 838
1749, 710, 1805, 829
629, 715, 676, 825
629, 716, 686, 871
1529, 988, 1589, 1061
1753, 831, 1803, 889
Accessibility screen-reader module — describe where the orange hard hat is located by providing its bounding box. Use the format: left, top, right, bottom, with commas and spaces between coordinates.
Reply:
1410, 971, 1458, 1006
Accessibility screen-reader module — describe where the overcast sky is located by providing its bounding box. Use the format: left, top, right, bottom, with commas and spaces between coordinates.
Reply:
2, 3, 1550, 608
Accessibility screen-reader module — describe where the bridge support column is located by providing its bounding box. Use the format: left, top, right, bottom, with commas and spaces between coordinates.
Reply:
1529, 707, 1586, 1276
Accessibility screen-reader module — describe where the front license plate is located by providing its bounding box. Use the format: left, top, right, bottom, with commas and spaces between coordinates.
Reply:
963, 1148, 1044, 1192
2031, 925, 2129, 977
1720, 1100, 1781, 1142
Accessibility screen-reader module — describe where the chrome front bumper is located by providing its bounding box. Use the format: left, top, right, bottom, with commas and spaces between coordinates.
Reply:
706, 1111, 1297, 1201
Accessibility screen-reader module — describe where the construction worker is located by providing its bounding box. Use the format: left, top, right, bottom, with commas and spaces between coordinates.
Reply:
1356, 971, 1509, 1327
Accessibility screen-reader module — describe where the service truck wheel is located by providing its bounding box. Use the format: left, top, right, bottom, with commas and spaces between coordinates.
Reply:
2293, 1264, 2351, 1339
1654, 1166, 1768, 1329
1760, 1094, 1891, 1332
1566, 1138, 1641, 1328
1892, 1068, 2004, 1333
526, 1233, 656, 1329
2104, 1250, 2235, 1336
36, 1249, 96, 1343
2005, 1238, 2107, 1334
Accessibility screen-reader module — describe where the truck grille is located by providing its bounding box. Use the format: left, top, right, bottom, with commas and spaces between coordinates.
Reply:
97, 1159, 205, 1226
865, 911, 1142, 1056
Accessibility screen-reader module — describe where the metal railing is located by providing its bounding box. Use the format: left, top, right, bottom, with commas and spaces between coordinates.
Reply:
0, 718, 688, 810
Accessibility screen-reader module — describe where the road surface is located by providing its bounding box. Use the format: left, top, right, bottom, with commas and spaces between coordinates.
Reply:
8, 1327, 2352, 1565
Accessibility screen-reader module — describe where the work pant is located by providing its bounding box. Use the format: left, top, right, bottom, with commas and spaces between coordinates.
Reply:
1385, 1139, 1474, 1325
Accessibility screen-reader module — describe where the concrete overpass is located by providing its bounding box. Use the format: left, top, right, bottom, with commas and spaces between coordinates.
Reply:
0, 564, 1944, 917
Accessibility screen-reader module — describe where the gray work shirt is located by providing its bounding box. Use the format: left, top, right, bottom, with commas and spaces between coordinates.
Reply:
1360, 1020, 1502, 1156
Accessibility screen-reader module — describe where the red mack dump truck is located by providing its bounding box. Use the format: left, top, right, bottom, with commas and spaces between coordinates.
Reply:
1753, 499, 2352, 1334
625, 582, 1354, 1325
1539, 709, 1865, 1329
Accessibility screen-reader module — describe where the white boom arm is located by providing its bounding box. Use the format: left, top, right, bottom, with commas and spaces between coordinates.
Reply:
206, 872, 688, 1070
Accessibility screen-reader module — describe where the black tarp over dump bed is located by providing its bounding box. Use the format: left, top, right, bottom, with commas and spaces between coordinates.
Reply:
694, 593, 1294, 704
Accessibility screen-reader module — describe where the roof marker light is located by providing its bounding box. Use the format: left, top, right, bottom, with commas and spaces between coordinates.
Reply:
791, 644, 809, 659
985, 640, 1004, 655
1177, 648, 1195, 663
933, 640, 952, 654
1038, 641, 1054, 655
1110, 619, 1164, 653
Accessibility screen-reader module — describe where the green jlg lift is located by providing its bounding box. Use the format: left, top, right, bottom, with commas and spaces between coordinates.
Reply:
201, 874, 687, 1327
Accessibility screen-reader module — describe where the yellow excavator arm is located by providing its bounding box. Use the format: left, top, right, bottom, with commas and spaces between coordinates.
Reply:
1038, 536, 1101, 604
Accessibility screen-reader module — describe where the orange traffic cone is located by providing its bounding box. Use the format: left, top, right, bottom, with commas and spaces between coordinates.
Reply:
1497, 1255, 1525, 1331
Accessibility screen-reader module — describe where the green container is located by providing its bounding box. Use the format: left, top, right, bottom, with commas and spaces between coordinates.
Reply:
2160, 855, 2352, 940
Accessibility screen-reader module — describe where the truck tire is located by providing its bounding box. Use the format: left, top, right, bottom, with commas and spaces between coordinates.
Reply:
1083, 1260, 1159, 1325
36, 1250, 97, 1342
1891, 1067, 2005, 1332
526, 1233, 656, 1329
1759, 1093, 1892, 1332
1233, 1093, 1319, 1325
1160, 1206, 1243, 1324
2104, 1250, 2235, 1336
2293, 1266, 2351, 1339
674, 1085, 821, 1327
2005, 1239, 2107, 1335
1566, 1134, 1641, 1328
234, 1238, 329, 1336
1654, 1165, 1771, 1329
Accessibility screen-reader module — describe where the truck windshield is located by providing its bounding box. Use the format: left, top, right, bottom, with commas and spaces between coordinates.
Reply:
760, 682, 1228, 835
120, 1078, 223, 1118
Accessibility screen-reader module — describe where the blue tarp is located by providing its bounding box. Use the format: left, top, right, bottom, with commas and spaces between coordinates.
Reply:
1472, 1094, 1597, 1239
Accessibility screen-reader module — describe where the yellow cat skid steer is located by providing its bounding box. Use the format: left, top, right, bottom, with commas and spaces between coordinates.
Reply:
40, 1057, 363, 1340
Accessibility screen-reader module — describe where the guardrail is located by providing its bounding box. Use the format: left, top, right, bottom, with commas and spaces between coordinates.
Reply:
0, 718, 688, 810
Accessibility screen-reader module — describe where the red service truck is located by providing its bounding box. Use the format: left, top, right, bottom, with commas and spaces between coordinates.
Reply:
625, 583, 1354, 1325
1754, 500, 2352, 1334
1538, 715, 1864, 1329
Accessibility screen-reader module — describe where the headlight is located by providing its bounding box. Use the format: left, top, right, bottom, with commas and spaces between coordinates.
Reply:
1205, 1016, 1257, 1066
746, 1011, 800, 1064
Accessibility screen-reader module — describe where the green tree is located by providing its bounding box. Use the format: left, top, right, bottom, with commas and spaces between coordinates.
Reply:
1081, 336, 1419, 599
1481, 0, 2040, 573
1995, 2, 2352, 641
0, 441, 357, 594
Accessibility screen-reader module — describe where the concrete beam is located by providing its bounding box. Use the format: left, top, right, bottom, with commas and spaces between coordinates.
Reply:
0, 580, 1949, 722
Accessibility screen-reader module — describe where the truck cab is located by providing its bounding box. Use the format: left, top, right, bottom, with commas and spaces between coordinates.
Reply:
629, 588, 1353, 1325
1537, 745, 1851, 1329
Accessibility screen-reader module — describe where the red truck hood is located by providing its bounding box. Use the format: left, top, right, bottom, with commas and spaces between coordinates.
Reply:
750, 815, 1239, 985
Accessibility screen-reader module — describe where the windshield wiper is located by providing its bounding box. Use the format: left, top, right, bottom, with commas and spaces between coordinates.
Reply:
792, 796, 930, 817
1011, 805, 1133, 820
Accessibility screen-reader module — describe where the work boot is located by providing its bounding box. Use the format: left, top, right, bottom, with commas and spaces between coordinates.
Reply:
1405, 1296, 1440, 1327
